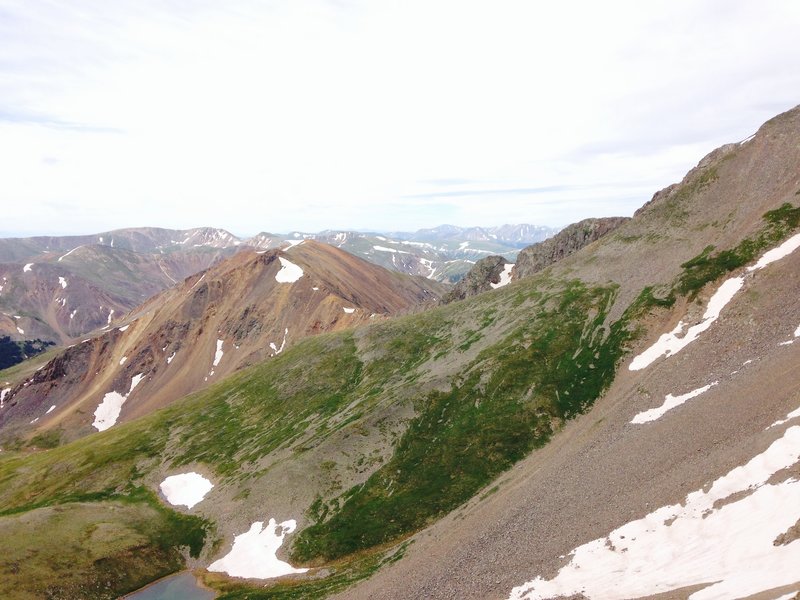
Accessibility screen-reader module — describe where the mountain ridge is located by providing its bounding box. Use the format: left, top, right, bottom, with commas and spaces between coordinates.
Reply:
0, 240, 444, 446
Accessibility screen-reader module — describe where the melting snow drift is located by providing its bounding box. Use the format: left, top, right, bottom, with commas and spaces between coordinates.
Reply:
490, 263, 514, 289
213, 339, 224, 367
631, 382, 718, 424
629, 276, 744, 371
270, 328, 288, 356
275, 257, 304, 283
208, 519, 308, 579
92, 374, 144, 432
508, 425, 800, 600
160, 472, 214, 509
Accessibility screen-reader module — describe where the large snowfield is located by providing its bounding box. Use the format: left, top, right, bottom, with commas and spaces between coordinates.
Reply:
208, 519, 309, 580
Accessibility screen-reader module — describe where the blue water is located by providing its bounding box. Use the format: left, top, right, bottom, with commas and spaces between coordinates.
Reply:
125, 571, 216, 600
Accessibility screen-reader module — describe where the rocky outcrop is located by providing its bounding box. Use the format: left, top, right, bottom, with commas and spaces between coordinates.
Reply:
513, 217, 630, 279
441, 217, 630, 303
440, 255, 509, 304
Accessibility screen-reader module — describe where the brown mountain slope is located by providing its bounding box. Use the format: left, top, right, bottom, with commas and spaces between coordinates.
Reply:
333, 107, 800, 599
0, 241, 444, 445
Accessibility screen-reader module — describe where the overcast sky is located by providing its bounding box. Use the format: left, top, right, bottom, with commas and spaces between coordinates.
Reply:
1, 0, 798, 237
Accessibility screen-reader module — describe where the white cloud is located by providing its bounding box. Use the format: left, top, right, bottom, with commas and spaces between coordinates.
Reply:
1, 0, 798, 234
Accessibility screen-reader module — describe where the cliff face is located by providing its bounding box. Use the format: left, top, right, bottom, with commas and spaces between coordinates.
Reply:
442, 216, 630, 305
440, 255, 509, 304
513, 217, 630, 280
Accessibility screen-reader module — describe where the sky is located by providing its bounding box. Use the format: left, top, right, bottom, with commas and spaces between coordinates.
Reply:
1, 0, 799, 237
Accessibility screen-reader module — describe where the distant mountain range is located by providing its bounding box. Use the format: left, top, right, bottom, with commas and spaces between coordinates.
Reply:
0, 224, 555, 345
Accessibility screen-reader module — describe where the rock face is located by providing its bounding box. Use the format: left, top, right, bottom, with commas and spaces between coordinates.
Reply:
442, 217, 629, 304
513, 217, 630, 280
440, 255, 509, 304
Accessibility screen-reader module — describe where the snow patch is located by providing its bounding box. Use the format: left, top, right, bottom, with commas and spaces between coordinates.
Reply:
283, 239, 304, 248
275, 257, 304, 283
490, 263, 514, 289
213, 339, 224, 367
508, 426, 800, 600
92, 374, 145, 431
768, 406, 800, 429
343, 307, 355, 314
16, 327, 24, 335
747, 232, 800, 271
119, 356, 127, 366
70, 309, 77, 319
160, 472, 214, 509
631, 382, 718, 424
188, 273, 206, 293
373, 245, 409, 254
118, 325, 129, 332
107, 309, 114, 325
58, 246, 81, 262
23, 263, 33, 272
58, 276, 67, 289
166, 352, 176, 364
401, 240, 435, 249
45, 405, 56, 414
269, 328, 289, 356
0, 388, 10, 408
208, 519, 308, 579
